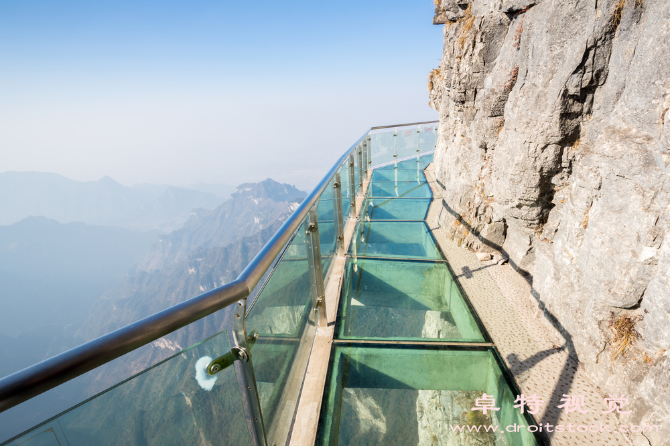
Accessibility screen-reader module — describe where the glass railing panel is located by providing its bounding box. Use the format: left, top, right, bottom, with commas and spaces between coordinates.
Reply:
368, 181, 432, 199
419, 125, 438, 155
245, 218, 318, 446
376, 152, 435, 171
316, 176, 337, 281
370, 169, 426, 183
361, 197, 431, 221
369, 130, 396, 167
336, 258, 485, 342
349, 222, 443, 260
396, 127, 419, 160
340, 162, 352, 223
316, 346, 539, 446
3, 330, 251, 446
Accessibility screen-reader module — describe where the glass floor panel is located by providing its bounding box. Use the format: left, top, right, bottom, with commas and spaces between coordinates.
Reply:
350, 222, 443, 260
336, 258, 485, 342
317, 346, 540, 446
370, 169, 427, 183
376, 153, 434, 171
368, 181, 432, 199
361, 198, 431, 221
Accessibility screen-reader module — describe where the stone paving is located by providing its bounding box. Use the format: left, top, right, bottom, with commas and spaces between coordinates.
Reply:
424, 164, 631, 446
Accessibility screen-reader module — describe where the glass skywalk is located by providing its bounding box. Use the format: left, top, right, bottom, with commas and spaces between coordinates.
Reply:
319, 151, 540, 446
0, 123, 542, 446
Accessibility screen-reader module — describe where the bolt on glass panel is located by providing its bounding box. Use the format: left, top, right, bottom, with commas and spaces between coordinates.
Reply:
336, 258, 485, 342
3, 330, 251, 446
349, 222, 443, 260
317, 346, 540, 446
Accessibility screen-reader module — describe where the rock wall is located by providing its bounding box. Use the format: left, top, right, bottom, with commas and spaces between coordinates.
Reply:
429, 0, 669, 443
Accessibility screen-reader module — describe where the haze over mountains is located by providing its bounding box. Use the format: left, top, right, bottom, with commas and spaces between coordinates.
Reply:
0, 171, 235, 233
0, 174, 306, 441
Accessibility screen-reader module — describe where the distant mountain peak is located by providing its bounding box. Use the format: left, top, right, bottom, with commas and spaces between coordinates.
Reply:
232, 178, 306, 203
96, 176, 122, 187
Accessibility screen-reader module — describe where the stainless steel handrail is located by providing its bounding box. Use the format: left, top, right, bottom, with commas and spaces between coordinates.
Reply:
371, 120, 438, 130
0, 127, 373, 413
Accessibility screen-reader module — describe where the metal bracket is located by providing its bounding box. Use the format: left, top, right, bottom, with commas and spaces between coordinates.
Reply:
230, 300, 267, 446
208, 331, 258, 375
332, 173, 345, 255
306, 206, 327, 326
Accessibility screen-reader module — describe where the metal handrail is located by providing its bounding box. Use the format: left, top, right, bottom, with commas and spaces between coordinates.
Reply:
0, 119, 437, 413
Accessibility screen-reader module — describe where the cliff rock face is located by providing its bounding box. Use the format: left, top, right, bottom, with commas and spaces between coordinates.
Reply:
429, 0, 669, 443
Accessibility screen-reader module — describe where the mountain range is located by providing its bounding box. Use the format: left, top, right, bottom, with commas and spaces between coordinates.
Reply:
0, 175, 306, 442
0, 172, 235, 233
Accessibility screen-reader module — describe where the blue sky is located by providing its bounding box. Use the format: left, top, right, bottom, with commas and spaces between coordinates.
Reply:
0, 1, 441, 190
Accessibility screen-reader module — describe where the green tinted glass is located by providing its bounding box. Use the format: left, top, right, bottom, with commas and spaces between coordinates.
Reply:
368, 182, 432, 199
350, 222, 443, 260
5, 331, 251, 446
370, 169, 426, 183
361, 198, 431, 221
377, 153, 434, 171
317, 346, 539, 446
337, 259, 485, 342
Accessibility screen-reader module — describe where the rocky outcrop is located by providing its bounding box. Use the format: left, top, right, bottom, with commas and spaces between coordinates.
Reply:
429, 0, 669, 443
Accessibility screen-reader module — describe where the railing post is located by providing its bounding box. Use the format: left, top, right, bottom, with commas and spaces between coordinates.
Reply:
332, 172, 345, 255
367, 135, 372, 173
357, 145, 363, 192
416, 126, 422, 182
306, 206, 327, 326
348, 153, 356, 217
230, 300, 267, 446
393, 129, 398, 168
362, 140, 368, 178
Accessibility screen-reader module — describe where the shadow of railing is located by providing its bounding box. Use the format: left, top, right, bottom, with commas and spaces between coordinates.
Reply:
439, 197, 578, 441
